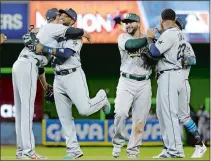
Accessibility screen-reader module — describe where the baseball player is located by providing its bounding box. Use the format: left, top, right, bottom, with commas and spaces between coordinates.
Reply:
152, 17, 207, 159
146, 8, 197, 158
37, 8, 111, 159
112, 13, 152, 159
13, 8, 91, 159
0, 33, 7, 44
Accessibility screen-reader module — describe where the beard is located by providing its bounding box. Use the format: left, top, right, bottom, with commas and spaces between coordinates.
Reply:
126, 26, 137, 35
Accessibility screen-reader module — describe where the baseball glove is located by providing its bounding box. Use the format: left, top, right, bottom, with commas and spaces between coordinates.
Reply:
45, 88, 55, 103
22, 32, 39, 52
140, 46, 159, 70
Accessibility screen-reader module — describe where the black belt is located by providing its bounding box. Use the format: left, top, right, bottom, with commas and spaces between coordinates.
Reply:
158, 68, 181, 74
121, 73, 151, 81
55, 68, 77, 76
21, 55, 40, 66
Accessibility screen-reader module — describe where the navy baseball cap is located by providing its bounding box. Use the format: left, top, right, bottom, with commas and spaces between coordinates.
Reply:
46, 8, 60, 20
59, 8, 77, 22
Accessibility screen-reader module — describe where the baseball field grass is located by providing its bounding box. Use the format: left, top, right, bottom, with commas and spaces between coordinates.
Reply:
1, 146, 210, 160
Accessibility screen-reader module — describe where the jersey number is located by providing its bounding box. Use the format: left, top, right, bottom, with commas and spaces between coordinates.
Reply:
177, 43, 186, 60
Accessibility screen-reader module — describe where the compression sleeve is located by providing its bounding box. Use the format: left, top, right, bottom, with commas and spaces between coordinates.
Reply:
125, 37, 147, 51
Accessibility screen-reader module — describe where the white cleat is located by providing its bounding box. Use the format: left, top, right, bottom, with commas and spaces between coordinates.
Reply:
153, 149, 166, 158
128, 154, 139, 159
191, 143, 207, 158
112, 151, 120, 158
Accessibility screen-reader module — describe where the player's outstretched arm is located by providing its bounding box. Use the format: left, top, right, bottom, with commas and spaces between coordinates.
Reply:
36, 43, 75, 59
146, 28, 173, 57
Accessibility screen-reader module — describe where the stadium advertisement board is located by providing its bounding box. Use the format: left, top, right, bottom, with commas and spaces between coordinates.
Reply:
0, 78, 44, 121
1, 2, 29, 41
42, 119, 165, 146
30, 1, 209, 43
29, 1, 145, 44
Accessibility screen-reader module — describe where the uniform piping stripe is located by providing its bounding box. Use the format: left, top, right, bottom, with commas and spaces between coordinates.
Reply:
184, 80, 189, 114
79, 69, 106, 108
29, 62, 33, 150
167, 72, 178, 154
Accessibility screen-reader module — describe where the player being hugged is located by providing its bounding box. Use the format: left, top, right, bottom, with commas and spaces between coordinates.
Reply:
152, 17, 207, 159
145, 8, 207, 158
13, 7, 92, 159
33, 8, 111, 159
112, 13, 152, 159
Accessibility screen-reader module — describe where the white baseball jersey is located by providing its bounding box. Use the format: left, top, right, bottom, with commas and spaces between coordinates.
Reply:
54, 38, 83, 71
182, 42, 196, 79
118, 33, 152, 76
19, 23, 69, 67
155, 27, 187, 72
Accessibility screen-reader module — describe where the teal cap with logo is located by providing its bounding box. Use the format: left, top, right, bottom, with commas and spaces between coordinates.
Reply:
122, 13, 140, 23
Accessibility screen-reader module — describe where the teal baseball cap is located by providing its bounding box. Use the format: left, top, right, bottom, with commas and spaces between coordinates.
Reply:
122, 13, 140, 23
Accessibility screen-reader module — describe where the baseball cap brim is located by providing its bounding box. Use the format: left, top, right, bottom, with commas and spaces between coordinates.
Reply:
59, 9, 74, 19
122, 19, 139, 23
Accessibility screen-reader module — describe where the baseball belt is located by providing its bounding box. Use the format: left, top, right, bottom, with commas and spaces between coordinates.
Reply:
121, 72, 151, 81
55, 68, 77, 76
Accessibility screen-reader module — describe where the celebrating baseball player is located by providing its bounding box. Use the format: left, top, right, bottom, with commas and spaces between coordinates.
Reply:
151, 17, 207, 159
112, 13, 152, 159
12, 7, 93, 159
35, 8, 110, 159
145, 8, 206, 158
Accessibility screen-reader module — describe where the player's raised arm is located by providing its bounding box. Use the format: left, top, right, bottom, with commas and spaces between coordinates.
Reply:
147, 29, 174, 57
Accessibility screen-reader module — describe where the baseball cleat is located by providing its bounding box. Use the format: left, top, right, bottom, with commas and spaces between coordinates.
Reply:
64, 152, 83, 159
155, 154, 184, 159
127, 154, 139, 159
21, 152, 47, 159
191, 143, 207, 158
103, 98, 111, 115
16, 153, 22, 159
153, 149, 166, 158
112, 151, 120, 158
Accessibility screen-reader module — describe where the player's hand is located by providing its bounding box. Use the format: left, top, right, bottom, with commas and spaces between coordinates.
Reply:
83, 31, 92, 43
0, 33, 7, 44
44, 83, 53, 90
36, 43, 43, 54
147, 28, 156, 38
31, 28, 40, 34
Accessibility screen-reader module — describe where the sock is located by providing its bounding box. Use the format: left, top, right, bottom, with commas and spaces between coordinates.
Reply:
185, 120, 203, 146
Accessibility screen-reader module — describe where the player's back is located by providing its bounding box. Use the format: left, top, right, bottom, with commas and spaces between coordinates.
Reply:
156, 27, 187, 72
36, 23, 68, 48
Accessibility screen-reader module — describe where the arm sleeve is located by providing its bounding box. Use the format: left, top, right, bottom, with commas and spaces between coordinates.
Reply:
155, 31, 174, 54
55, 48, 75, 59
118, 34, 131, 50
125, 38, 148, 51
184, 43, 196, 65
38, 67, 45, 75
65, 27, 84, 38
